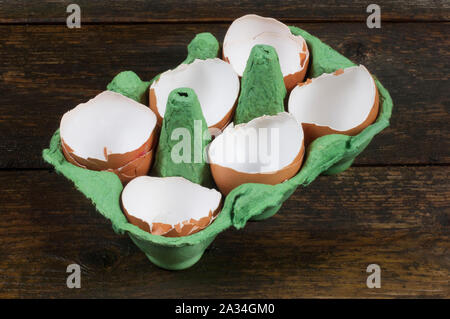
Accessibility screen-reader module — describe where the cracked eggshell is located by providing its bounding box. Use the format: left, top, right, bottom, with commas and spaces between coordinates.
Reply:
208, 112, 304, 195
121, 176, 222, 237
288, 65, 379, 145
60, 91, 158, 183
149, 58, 240, 130
223, 14, 309, 91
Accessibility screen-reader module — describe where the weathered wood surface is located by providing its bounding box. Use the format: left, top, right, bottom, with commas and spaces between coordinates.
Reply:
0, 0, 448, 23
0, 167, 448, 298
0, 23, 449, 169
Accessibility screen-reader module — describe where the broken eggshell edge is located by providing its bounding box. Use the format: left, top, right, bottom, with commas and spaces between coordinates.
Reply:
210, 143, 305, 196
149, 59, 240, 130
223, 14, 310, 91
290, 67, 380, 145
61, 129, 157, 184
122, 199, 222, 238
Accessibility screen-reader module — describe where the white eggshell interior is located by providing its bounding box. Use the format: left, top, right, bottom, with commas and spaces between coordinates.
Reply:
122, 176, 222, 227
208, 112, 304, 173
223, 14, 307, 77
224, 14, 291, 47
60, 91, 157, 160
150, 58, 240, 127
288, 65, 376, 131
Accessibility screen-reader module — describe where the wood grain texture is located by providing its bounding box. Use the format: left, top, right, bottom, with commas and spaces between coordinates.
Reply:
0, 23, 449, 169
0, 167, 448, 298
0, 0, 449, 23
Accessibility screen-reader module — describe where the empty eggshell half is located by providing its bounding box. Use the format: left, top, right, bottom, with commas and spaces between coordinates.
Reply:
223, 14, 309, 90
149, 58, 240, 130
288, 65, 379, 145
208, 112, 305, 195
60, 90, 158, 183
121, 176, 222, 237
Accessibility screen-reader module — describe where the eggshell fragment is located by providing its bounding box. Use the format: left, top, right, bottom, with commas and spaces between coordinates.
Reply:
288, 65, 379, 145
223, 14, 309, 90
121, 176, 222, 237
60, 91, 158, 183
208, 112, 305, 195
149, 58, 240, 130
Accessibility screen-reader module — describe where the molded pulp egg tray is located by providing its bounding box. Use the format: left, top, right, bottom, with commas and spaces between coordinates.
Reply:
43, 26, 393, 270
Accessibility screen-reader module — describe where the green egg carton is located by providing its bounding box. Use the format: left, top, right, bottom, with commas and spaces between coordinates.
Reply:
43, 28, 393, 270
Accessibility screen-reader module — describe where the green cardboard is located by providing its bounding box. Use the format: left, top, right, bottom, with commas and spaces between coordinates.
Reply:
107, 71, 150, 105
43, 26, 393, 270
152, 88, 213, 187
234, 45, 286, 124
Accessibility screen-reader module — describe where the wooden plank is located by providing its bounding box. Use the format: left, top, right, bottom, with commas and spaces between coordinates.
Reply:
0, 23, 449, 168
0, 167, 448, 298
0, 0, 448, 23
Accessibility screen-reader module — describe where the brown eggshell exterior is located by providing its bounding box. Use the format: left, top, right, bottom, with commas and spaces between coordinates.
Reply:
109, 150, 154, 184
149, 82, 238, 131
283, 53, 309, 92
61, 128, 157, 184
300, 82, 380, 145
210, 142, 305, 196
121, 200, 222, 237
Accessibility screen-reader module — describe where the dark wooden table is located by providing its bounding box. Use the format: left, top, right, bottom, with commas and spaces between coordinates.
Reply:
0, 1, 449, 298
